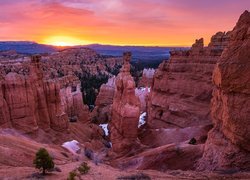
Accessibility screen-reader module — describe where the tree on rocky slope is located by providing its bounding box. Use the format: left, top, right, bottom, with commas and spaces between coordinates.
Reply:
33, 148, 54, 175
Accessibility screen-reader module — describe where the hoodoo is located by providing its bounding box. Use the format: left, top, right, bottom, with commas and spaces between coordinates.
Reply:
110, 52, 141, 155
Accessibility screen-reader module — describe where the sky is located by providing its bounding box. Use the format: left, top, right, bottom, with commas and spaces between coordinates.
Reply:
0, 0, 249, 46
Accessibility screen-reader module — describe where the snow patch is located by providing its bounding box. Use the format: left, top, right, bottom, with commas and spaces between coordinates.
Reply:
138, 112, 147, 128
106, 76, 116, 87
62, 140, 80, 154
143, 68, 155, 78
99, 124, 109, 136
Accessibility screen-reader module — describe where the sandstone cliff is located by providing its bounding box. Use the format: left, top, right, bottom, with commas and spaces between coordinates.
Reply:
147, 32, 229, 129
110, 52, 141, 155
0, 55, 89, 133
197, 10, 250, 171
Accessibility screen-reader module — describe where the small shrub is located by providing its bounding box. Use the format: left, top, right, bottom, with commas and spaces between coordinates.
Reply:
188, 137, 197, 145
33, 148, 54, 175
78, 162, 90, 174
117, 173, 151, 180
67, 170, 77, 180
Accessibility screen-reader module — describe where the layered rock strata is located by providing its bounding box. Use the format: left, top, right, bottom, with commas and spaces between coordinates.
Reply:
197, 10, 250, 171
0, 55, 89, 133
148, 32, 230, 129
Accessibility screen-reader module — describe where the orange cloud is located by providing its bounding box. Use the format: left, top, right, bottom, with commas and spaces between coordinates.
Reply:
0, 0, 249, 46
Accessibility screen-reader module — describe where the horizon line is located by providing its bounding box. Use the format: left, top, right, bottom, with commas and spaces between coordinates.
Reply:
0, 40, 192, 48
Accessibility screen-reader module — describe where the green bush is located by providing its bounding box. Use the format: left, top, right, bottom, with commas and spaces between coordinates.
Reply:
67, 170, 77, 180
117, 173, 151, 180
188, 137, 197, 145
33, 148, 54, 175
78, 162, 90, 174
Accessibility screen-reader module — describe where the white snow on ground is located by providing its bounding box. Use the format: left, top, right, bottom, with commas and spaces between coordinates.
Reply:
138, 112, 147, 128
99, 124, 109, 136
62, 140, 80, 154
106, 76, 116, 87
136, 87, 151, 93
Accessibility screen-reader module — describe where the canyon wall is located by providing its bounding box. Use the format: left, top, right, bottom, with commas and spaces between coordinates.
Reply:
0, 55, 89, 133
197, 10, 250, 171
91, 76, 116, 124
147, 32, 229, 129
110, 52, 141, 155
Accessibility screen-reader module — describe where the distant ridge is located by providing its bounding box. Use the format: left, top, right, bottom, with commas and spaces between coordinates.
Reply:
0, 41, 188, 61
0, 41, 57, 54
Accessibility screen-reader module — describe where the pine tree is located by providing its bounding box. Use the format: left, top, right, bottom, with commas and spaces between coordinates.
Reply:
33, 148, 54, 175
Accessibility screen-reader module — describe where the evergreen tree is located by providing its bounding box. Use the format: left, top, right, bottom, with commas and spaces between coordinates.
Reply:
33, 148, 54, 175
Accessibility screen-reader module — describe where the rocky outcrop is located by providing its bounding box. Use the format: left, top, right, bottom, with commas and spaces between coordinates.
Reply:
110, 52, 141, 155
197, 10, 250, 171
0, 56, 68, 132
112, 143, 204, 171
147, 32, 230, 129
139, 124, 213, 148
41, 48, 122, 78
0, 55, 90, 133
59, 75, 90, 123
91, 76, 116, 124
92, 77, 150, 124
29, 56, 51, 131
139, 68, 155, 87
3, 72, 39, 132
0, 79, 10, 128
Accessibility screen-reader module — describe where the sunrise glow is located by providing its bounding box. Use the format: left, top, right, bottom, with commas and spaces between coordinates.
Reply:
41, 36, 90, 46
0, 0, 249, 46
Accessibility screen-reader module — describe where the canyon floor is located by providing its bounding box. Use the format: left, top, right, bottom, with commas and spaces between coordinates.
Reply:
2, 158, 250, 180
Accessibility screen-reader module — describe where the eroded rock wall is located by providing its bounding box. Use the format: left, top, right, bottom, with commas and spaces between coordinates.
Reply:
197, 10, 250, 171
148, 32, 229, 129
0, 55, 90, 133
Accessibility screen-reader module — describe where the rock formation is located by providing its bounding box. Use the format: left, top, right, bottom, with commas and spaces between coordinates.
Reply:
138, 68, 155, 87
41, 48, 122, 78
110, 52, 141, 155
91, 76, 116, 124
3, 72, 40, 132
113, 143, 204, 171
92, 77, 150, 124
135, 87, 150, 113
0, 55, 90, 133
59, 75, 90, 123
147, 32, 230, 129
197, 10, 250, 171
0, 78, 10, 128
